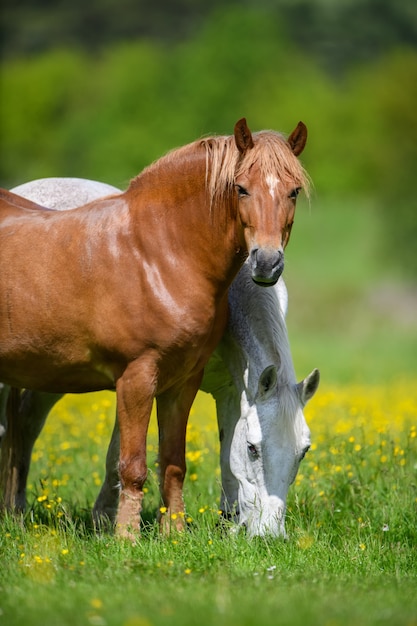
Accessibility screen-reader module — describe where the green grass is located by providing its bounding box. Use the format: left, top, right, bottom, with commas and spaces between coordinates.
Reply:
2, 515, 416, 626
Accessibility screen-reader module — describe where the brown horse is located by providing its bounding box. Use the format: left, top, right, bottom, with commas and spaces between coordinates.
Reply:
0, 119, 308, 538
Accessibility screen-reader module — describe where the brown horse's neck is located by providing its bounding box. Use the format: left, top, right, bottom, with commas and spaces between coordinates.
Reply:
125, 146, 246, 291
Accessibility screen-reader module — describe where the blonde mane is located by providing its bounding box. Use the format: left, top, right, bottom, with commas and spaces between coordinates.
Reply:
130, 129, 310, 207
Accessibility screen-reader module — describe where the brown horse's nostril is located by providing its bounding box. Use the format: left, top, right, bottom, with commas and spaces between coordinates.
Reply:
250, 247, 259, 270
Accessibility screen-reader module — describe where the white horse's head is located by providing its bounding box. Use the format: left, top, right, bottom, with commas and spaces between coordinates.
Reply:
215, 266, 320, 538
229, 366, 319, 537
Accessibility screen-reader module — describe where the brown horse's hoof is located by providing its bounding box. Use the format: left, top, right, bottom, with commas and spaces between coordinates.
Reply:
158, 509, 187, 535
115, 489, 143, 541
115, 523, 140, 543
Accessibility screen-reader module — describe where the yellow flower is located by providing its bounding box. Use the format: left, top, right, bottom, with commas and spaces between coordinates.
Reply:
123, 618, 152, 626
297, 534, 314, 550
184, 568, 192, 575
90, 598, 103, 609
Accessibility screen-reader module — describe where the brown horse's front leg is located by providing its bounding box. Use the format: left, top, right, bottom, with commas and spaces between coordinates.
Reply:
156, 371, 203, 534
115, 359, 157, 541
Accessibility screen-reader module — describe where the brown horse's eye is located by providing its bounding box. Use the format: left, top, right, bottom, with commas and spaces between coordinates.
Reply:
236, 185, 249, 197
289, 187, 301, 200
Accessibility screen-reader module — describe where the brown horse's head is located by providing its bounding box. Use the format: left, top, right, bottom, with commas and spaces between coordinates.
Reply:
233, 118, 308, 286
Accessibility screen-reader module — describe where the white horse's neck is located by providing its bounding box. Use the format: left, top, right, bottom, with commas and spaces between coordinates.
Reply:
220, 264, 296, 400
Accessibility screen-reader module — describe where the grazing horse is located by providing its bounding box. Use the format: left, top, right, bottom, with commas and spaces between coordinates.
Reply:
211, 268, 319, 536
0, 119, 308, 537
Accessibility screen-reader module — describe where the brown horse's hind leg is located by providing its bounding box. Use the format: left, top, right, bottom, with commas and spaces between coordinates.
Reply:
92, 414, 120, 531
0, 389, 62, 512
156, 371, 203, 535
115, 359, 157, 540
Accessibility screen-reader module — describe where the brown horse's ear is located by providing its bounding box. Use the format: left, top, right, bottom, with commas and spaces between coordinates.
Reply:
287, 121, 307, 156
234, 118, 254, 154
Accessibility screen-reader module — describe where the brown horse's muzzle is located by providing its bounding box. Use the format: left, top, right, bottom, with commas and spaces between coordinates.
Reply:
249, 247, 284, 286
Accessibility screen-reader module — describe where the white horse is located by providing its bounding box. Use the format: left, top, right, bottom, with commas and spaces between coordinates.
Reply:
0, 177, 319, 537
210, 268, 319, 535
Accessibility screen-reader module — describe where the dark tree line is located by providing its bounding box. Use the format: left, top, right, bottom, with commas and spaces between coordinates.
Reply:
2, 0, 417, 76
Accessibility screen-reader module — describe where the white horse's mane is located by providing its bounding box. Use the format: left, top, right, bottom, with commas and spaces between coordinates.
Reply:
227, 265, 297, 390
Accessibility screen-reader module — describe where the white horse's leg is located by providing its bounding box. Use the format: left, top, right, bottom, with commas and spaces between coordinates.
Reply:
92, 415, 120, 528
200, 349, 241, 522
214, 389, 241, 520
0, 389, 62, 511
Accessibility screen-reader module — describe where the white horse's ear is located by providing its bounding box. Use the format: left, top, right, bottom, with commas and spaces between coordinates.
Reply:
257, 365, 278, 401
297, 368, 320, 405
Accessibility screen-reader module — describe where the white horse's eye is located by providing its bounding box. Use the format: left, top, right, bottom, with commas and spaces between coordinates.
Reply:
247, 443, 259, 459
299, 445, 310, 461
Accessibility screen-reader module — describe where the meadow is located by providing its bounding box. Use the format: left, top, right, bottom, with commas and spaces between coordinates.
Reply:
1, 383, 416, 626
1, 200, 417, 626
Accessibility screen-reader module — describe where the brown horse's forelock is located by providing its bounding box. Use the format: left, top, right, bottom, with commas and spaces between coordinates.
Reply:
202, 130, 310, 206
